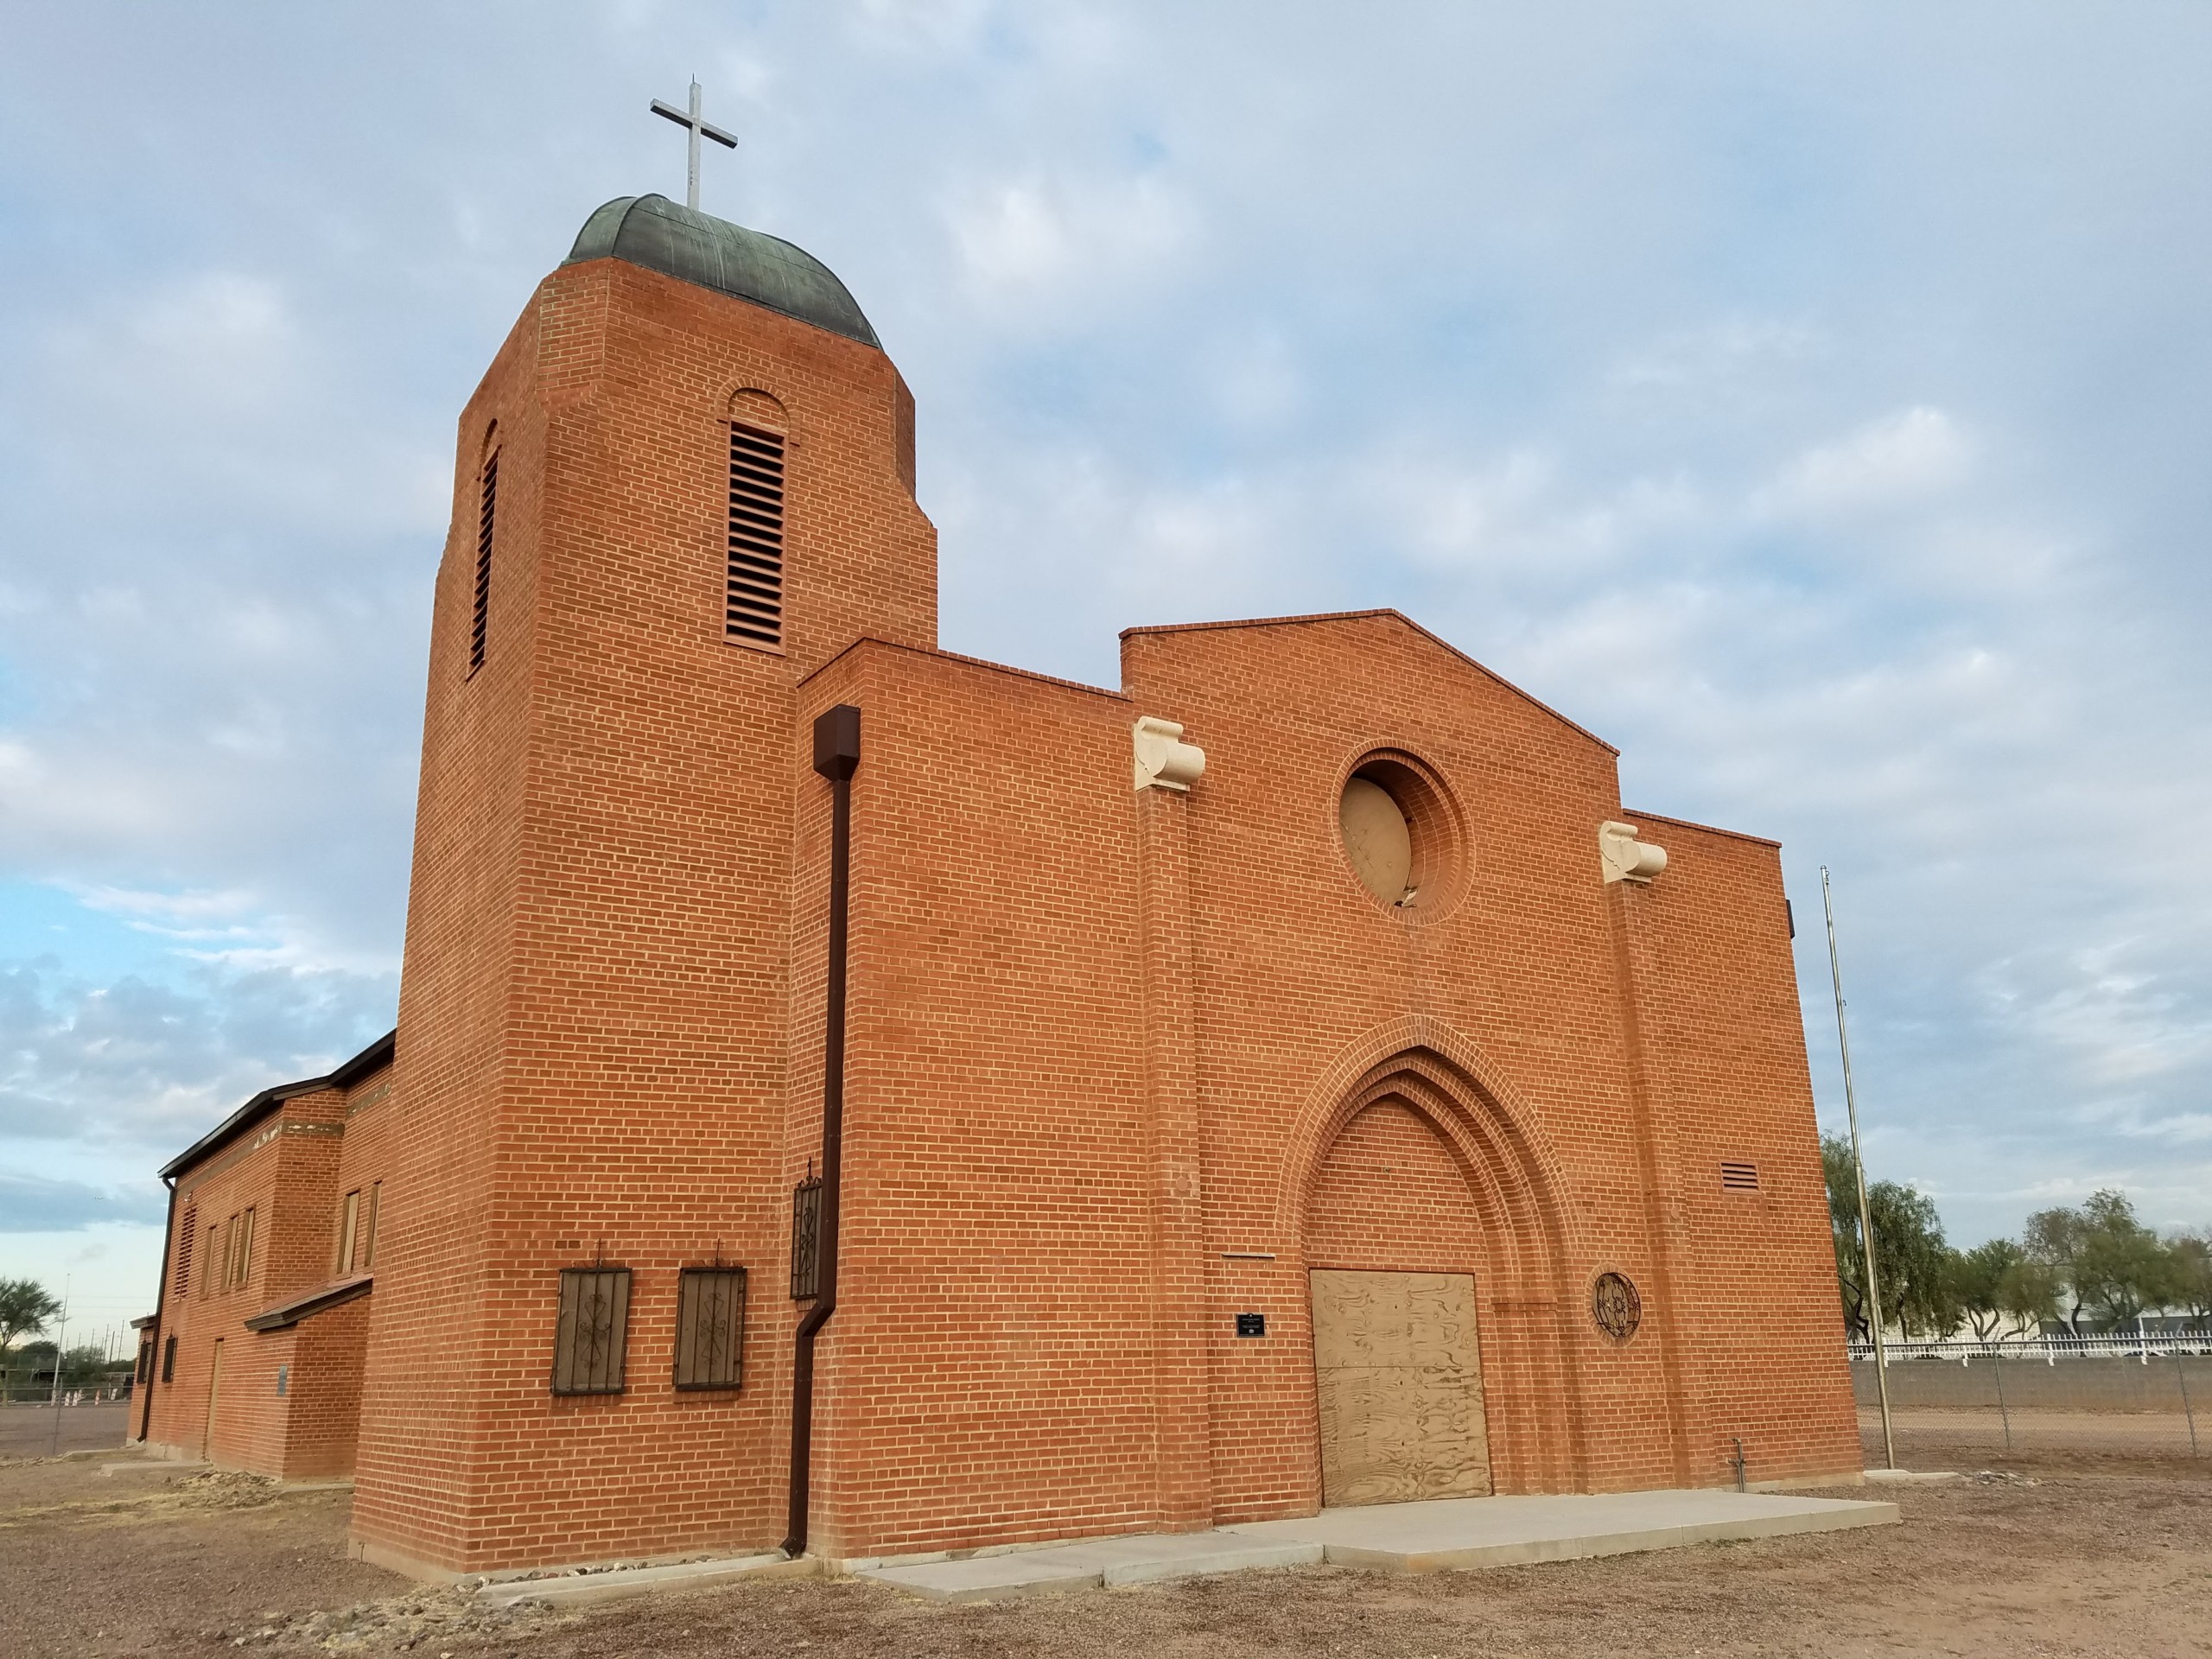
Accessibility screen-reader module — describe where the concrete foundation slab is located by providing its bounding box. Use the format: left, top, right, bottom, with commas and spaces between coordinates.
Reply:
1224, 1488, 1897, 1573
860, 1489, 1892, 1601
477, 1552, 811, 1608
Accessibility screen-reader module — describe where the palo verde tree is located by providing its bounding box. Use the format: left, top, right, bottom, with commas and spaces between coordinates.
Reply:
0, 1278, 62, 1353
1821, 1135, 1960, 1339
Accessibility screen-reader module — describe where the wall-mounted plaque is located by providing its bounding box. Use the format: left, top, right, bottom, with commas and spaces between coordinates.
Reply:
1235, 1313, 1267, 1338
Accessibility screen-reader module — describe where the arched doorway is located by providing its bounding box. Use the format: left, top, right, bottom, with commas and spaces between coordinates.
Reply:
1284, 1030, 1587, 1502
1306, 1097, 1491, 1505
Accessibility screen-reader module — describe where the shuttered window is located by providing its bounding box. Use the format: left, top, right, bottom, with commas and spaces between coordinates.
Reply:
551, 1268, 631, 1395
674, 1267, 747, 1391
161, 1336, 175, 1382
1720, 1160, 1760, 1191
470, 451, 498, 672
726, 423, 785, 647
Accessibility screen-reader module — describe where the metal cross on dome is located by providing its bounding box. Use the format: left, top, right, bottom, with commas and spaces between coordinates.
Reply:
650, 79, 737, 211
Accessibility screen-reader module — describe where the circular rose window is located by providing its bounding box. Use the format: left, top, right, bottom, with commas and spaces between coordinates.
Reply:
1337, 753, 1464, 914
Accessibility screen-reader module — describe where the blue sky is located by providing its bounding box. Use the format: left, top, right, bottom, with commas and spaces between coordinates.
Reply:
3, 2, 2209, 1326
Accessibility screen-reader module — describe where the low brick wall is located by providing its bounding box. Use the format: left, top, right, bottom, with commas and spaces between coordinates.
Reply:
1851, 1355, 2211, 1413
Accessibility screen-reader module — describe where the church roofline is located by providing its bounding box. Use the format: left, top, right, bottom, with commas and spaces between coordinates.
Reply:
158, 1028, 396, 1181
798, 635, 1131, 703
1119, 608, 1619, 757
1620, 808, 1782, 851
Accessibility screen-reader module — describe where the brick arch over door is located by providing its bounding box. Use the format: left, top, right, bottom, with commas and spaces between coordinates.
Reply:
1279, 1021, 1591, 1494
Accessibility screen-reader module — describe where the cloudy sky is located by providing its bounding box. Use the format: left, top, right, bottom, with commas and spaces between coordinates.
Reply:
3, 2, 2209, 1329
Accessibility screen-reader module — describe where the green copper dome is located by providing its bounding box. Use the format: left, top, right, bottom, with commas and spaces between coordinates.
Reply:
564, 194, 880, 349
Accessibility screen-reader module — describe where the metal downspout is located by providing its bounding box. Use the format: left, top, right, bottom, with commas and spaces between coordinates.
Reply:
784, 704, 860, 1560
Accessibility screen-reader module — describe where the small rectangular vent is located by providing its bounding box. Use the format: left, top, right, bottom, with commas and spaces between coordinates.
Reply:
470, 452, 498, 671
551, 1267, 632, 1395
1720, 1160, 1761, 1191
727, 422, 786, 648
674, 1267, 747, 1391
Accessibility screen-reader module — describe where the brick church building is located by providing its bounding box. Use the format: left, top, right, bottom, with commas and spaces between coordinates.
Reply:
137, 192, 1860, 1577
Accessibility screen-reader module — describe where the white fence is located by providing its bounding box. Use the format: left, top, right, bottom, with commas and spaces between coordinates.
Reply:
1848, 1332, 2212, 1364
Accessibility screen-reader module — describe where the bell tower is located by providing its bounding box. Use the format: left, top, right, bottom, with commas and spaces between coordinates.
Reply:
350, 194, 934, 1574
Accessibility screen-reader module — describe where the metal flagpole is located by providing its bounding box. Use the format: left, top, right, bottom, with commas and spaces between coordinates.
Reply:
1821, 868, 1896, 1471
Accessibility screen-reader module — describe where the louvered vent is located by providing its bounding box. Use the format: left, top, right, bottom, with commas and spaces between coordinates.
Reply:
470, 452, 498, 671
727, 422, 786, 647
1720, 1160, 1761, 1191
174, 1205, 197, 1295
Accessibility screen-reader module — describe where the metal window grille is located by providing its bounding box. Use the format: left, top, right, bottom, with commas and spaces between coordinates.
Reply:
551, 1267, 631, 1395
174, 1205, 196, 1295
470, 452, 498, 671
674, 1267, 747, 1391
791, 1171, 823, 1301
1719, 1160, 1761, 1191
726, 423, 786, 647
161, 1336, 175, 1382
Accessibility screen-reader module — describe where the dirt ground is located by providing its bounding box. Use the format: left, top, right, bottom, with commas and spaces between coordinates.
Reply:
3, 1431, 2207, 1659
0, 1402, 132, 1459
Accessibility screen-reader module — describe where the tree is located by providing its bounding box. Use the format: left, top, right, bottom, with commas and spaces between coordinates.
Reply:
1953, 1238, 2024, 1339
1821, 1135, 1959, 1339
2074, 1191, 2185, 1328
0, 1278, 62, 1352
1995, 1254, 2061, 1337
2171, 1234, 2212, 1332
2026, 1192, 2186, 1332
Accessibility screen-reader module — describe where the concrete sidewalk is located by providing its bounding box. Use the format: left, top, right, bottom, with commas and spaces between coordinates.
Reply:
860, 1487, 1898, 1601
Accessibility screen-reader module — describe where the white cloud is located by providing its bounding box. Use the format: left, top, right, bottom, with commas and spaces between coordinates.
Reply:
1755, 405, 1974, 520
948, 170, 1196, 309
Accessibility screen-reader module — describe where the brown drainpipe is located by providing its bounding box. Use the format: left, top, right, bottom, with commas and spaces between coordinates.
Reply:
137, 1175, 177, 1442
784, 703, 860, 1559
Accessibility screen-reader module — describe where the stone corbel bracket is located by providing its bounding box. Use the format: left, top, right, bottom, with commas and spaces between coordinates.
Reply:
1599, 819, 1668, 886
1133, 716, 1207, 792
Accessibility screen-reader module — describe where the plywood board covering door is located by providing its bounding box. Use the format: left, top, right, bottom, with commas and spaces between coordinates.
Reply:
1310, 1269, 1491, 1506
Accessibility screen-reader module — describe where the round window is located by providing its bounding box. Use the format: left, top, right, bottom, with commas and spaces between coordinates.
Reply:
1336, 753, 1465, 915
1340, 777, 1414, 905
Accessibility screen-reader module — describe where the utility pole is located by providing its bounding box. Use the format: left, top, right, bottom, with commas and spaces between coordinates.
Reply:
46, 1277, 69, 1457
1821, 868, 1896, 1471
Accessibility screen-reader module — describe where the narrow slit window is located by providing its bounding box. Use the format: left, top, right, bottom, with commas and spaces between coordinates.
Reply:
551, 1267, 632, 1395
360, 1181, 380, 1271
336, 1190, 361, 1275
1720, 1160, 1761, 1192
726, 423, 785, 648
229, 1207, 257, 1287
674, 1267, 747, 1391
470, 451, 498, 672
161, 1336, 175, 1382
200, 1227, 216, 1298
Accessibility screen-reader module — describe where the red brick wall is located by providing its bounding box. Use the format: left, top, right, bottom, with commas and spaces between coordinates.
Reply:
348, 256, 938, 1574
142, 1072, 388, 1475
326, 249, 1857, 1574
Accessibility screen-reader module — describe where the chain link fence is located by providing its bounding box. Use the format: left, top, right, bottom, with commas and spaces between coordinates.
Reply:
1850, 1339, 2206, 1469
